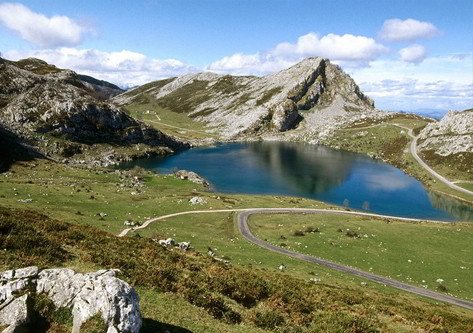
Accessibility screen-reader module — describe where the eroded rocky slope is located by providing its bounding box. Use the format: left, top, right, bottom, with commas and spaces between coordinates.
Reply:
419, 108, 473, 156
114, 57, 387, 142
417, 108, 473, 179
0, 57, 188, 167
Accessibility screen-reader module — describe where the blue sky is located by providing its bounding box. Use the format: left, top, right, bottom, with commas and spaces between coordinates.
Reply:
0, 0, 472, 111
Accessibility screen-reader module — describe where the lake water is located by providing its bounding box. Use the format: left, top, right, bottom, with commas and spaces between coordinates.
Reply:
122, 142, 473, 222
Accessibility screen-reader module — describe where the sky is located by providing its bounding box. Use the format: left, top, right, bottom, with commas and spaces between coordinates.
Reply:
0, 0, 471, 111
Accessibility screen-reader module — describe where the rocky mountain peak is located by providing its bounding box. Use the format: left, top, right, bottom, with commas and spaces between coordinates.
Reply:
114, 57, 379, 140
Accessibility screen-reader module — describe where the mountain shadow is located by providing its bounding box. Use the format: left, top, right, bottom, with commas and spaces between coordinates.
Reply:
0, 124, 44, 172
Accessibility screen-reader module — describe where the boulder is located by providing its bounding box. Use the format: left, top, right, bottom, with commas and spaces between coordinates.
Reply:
178, 242, 191, 251
174, 170, 209, 187
0, 267, 141, 333
0, 295, 31, 333
158, 238, 175, 247
189, 197, 207, 205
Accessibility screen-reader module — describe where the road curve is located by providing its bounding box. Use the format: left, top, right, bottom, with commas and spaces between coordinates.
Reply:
117, 207, 450, 237
237, 208, 473, 311
118, 207, 473, 310
397, 125, 473, 196
117, 209, 246, 237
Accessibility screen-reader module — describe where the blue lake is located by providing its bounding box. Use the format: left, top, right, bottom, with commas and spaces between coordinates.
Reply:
122, 142, 473, 222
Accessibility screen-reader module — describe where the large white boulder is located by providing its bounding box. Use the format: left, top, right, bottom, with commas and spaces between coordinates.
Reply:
0, 267, 141, 333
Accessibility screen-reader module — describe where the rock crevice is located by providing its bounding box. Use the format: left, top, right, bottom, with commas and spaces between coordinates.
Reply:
0, 267, 141, 333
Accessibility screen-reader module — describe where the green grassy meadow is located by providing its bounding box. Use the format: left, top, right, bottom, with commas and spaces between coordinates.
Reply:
248, 213, 473, 301
2, 159, 473, 332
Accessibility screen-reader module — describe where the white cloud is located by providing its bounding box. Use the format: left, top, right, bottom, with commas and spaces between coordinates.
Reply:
207, 32, 388, 75
364, 173, 411, 191
352, 55, 473, 85
351, 55, 473, 111
4, 48, 198, 88
273, 33, 388, 61
379, 18, 440, 42
399, 44, 427, 63
0, 3, 88, 47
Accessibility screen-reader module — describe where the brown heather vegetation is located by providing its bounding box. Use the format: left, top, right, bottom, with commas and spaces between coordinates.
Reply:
2, 206, 473, 332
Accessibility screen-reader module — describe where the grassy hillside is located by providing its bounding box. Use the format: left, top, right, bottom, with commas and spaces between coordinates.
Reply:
1, 159, 473, 332
2, 206, 473, 332
249, 213, 473, 300
323, 113, 473, 203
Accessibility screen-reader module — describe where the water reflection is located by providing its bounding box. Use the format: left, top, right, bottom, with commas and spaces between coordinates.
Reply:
428, 192, 473, 221
245, 142, 356, 193
120, 141, 473, 222
363, 173, 412, 192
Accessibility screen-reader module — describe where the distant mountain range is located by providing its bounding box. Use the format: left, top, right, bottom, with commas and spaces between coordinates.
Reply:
2, 56, 471, 171
399, 109, 449, 120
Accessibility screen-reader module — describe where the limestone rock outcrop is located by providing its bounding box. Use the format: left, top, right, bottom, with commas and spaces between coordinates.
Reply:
174, 170, 209, 187
0, 57, 188, 166
418, 109, 473, 156
0, 266, 141, 333
271, 100, 301, 132
114, 57, 382, 142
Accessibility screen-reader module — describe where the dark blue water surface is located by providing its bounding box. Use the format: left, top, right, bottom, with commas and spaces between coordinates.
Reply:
122, 142, 473, 221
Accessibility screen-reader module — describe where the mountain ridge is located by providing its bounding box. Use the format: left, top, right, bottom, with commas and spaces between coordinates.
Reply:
0, 57, 189, 168
114, 57, 385, 143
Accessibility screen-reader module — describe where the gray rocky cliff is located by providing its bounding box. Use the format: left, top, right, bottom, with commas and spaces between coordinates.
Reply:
418, 109, 473, 156
0, 57, 189, 166
114, 57, 383, 142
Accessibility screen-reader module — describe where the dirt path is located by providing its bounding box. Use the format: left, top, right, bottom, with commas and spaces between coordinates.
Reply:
117, 207, 449, 237
146, 118, 218, 137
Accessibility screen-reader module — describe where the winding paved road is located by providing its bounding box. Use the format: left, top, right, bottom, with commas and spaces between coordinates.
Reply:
395, 125, 473, 196
237, 209, 473, 311
118, 207, 473, 311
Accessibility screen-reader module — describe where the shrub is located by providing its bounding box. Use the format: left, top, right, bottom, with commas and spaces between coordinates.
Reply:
305, 226, 320, 233
293, 230, 305, 237
252, 310, 285, 329
437, 284, 448, 292
304, 226, 315, 233
346, 230, 359, 238
27, 293, 73, 332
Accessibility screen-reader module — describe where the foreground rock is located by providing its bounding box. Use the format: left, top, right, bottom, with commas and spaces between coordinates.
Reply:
0, 266, 141, 333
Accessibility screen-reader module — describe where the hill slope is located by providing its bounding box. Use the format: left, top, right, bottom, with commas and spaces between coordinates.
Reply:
114, 58, 387, 142
0, 57, 188, 167
418, 108, 473, 181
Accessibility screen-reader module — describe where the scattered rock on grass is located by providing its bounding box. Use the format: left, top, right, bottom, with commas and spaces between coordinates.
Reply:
175, 170, 209, 187
189, 197, 207, 205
